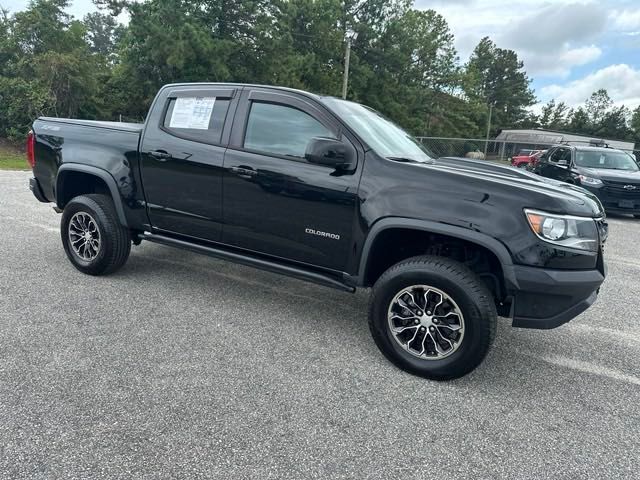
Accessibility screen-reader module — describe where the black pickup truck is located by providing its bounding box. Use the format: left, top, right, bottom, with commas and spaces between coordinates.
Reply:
28, 83, 608, 380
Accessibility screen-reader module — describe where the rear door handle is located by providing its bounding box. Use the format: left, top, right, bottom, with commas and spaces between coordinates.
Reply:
149, 150, 172, 161
229, 166, 257, 179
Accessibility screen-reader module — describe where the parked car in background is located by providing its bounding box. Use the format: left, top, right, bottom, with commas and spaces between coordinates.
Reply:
533, 145, 640, 218
510, 150, 544, 169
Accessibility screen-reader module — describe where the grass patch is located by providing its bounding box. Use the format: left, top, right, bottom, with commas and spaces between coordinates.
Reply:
0, 140, 29, 170
0, 151, 29, 170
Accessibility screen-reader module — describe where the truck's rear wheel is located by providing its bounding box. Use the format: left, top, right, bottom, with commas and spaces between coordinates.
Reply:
369, 255, 496, 380
61, 194, 131, 275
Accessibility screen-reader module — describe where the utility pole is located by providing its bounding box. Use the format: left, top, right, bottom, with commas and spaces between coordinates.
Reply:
342, 35, 352, 100
484, 103, 493, 158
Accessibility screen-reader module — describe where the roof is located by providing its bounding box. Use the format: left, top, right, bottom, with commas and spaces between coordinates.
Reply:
566, 145, 627, 153
497, 128, 635, 151
161, 82, 324, 101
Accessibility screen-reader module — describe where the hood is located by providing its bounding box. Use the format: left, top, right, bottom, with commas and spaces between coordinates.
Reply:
423, 156, 605, 217
577, 166, 640, 183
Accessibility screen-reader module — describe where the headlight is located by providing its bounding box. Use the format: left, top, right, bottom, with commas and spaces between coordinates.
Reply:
525, 209, 599, 251
578, 175, 603, 186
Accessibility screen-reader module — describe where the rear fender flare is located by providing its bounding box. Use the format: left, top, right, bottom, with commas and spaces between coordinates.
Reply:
56, 164, 128, 227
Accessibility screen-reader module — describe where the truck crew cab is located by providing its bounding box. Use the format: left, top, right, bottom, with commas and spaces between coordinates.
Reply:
28, 83, 608, 380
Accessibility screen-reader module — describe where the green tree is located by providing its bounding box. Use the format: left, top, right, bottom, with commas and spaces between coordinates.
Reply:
539, 99, 569, 130
83, 11, 123, 58
463, 37, 536, 135
566, 107, 589, 134
561, 90, 634, 141
631, 106, 640, 146
596, 106, 630, 139
349, 7, 463, 135
1, 0, 542, 143
584, 88, 613, 127
0, 0, 107, 139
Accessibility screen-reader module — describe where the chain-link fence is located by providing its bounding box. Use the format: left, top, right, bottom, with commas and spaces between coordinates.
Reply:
416, 136, 639, 163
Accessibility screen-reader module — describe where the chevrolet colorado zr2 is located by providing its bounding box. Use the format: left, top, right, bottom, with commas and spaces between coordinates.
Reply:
27, 83, 608, 380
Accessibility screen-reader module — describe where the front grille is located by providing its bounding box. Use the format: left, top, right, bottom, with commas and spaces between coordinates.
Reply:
602, 180, 640, 198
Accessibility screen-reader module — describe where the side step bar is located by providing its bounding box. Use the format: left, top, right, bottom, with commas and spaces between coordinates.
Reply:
140, 232, 356, 293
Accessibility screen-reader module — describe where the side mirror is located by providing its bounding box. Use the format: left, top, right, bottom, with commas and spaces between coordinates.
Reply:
305, 137, 356, 170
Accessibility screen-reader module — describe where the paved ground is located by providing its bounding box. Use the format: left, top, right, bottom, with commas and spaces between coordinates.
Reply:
1, 170, 639, 479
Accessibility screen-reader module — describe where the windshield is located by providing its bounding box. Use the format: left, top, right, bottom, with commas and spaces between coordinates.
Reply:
575, 150, 639, 171
322, 98, 434, 162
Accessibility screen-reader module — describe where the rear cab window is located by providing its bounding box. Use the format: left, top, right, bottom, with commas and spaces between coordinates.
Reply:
162, 95, 231, 145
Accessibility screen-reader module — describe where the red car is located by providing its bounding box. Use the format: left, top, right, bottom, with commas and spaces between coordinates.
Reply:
511, 150, 545, 169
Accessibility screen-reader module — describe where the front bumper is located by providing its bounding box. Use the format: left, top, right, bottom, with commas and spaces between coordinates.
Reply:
510, 264, 605, 329
582, 185, 640, 215
29, 177, 48, 203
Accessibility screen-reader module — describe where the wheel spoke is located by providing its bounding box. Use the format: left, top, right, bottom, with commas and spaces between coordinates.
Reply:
392, 324, 418, 334
390, 313, 419, 321
434, 329, 454, 350
416, 330, 429, 356
404, 327, 420, 351
431, 332, 448, 355
423, 288, 443, 314
436, 323, 462, 332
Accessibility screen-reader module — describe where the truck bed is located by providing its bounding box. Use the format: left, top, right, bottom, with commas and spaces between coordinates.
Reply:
38, 117, 144, 134
32, 117, 144, 205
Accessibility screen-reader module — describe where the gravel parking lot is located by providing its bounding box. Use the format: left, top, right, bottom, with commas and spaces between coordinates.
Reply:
1, 170, 639, 479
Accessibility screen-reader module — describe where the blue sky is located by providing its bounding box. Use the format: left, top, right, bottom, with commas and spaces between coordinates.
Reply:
416, 0, 640, 112
3, 0, 640, 111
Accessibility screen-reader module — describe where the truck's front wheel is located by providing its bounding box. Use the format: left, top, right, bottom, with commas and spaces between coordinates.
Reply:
61, 194, 131, 275
369, 256, 496, 380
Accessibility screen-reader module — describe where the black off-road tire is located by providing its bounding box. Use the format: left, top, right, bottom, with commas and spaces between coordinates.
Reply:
369, 255, 497, 380
61, 194, 131, 275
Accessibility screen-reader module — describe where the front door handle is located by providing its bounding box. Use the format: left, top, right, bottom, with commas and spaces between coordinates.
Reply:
149, 150, 172, 161
229, 166, 257, 179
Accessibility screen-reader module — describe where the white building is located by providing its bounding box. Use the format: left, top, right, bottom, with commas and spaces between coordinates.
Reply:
496, 128, 635, 152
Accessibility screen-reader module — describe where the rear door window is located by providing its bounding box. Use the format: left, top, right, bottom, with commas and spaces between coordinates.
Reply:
163, 97, 231, 144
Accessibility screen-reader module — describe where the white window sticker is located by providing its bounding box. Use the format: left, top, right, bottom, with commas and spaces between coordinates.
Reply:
169, 97, 216, 130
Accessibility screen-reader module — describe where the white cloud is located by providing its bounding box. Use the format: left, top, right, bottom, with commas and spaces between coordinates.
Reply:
413, 1, 636, 79
501, 3, 607, 51
520, 45, 602, 78
539, 64, 640, 109
610, 8, 640, 30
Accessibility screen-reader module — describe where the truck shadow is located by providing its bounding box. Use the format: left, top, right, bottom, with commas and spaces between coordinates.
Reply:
118, 243, 639, 391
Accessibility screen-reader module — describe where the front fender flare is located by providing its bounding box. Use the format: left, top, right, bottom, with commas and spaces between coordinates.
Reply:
356, 217, 517, 288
